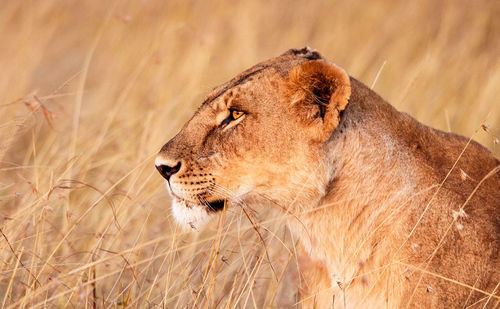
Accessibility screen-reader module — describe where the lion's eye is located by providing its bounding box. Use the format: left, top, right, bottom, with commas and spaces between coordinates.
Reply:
231, 109, 244, 120
220, 109, 245, 128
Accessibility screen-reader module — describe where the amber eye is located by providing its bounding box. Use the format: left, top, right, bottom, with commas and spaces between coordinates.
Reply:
231, 109, 244, 120
220, 109, 245, 128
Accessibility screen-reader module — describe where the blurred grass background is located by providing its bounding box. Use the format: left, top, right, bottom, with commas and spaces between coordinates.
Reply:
0, 0, 498, 307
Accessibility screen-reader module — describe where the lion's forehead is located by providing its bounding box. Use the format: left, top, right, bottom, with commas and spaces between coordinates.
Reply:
203, 67, 274, 110
202, 51, 315, 109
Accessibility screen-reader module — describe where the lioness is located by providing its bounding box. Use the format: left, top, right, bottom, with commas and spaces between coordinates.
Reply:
155, 47, 499, 308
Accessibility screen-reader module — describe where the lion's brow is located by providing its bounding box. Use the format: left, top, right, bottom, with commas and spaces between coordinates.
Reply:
200, 54, 313, 106
201, 65, 269, 106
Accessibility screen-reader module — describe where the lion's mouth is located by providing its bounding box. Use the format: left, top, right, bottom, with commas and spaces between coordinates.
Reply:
173, 196, 226, 212
205, 199, 226, 212
166, 182, 226, 213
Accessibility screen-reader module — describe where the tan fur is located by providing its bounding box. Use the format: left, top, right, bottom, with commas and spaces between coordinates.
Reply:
156, 47, 500, 308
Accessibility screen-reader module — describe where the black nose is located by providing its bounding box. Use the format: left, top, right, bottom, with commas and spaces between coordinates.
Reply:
156, 161, 181, 181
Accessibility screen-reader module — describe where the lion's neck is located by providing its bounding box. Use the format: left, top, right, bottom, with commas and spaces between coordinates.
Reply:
298, 129, 415, 262
289, 87, 424, 306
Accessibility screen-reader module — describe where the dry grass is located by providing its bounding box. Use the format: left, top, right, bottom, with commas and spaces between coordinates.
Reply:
0, 0, 499, 308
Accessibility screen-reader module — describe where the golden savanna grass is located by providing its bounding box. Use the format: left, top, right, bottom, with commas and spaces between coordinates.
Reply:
0, 1, 499, 307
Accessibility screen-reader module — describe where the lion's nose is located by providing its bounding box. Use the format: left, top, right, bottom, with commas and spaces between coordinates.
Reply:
155, 160, 181, 181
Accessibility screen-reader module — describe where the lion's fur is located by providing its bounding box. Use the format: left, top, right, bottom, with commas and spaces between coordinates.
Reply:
156, 47, 500, 308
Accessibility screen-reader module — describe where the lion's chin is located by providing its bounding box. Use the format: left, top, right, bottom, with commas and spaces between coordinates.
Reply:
171, 199, 215, 231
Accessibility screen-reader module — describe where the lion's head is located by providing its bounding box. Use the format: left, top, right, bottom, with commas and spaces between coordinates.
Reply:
155, 47, 351, 229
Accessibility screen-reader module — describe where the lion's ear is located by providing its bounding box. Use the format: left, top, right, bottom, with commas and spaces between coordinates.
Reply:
288, 60, 351, 142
